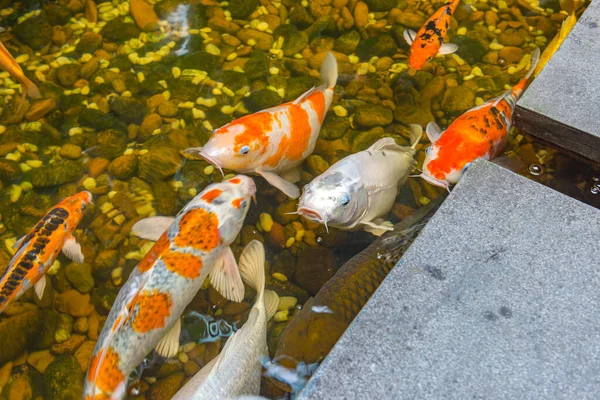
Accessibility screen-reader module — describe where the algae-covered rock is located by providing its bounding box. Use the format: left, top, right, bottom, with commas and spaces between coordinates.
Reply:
36, 309, 61, 350
93, 249, 119, 282
110, 97, 148, 125
79, 108, 127, 131
306, 155, 330, 176
55, 290, 93, 317
108, 154, 138, 180
6, 368, 45, 400
59, 144, 82, 160
356, 34, 397, 60
334, 30, 361, 55
273, 25, 309, 57
76, 31, 103, 54
65, 263, 95, 293
284, 76, 320, 102
13, 15, 52, 49
442, 85, 475, 113
57, 64, 80, 87
211, 70, 250, 91
147, 372, 185, 400
320, 115, 350, 140
25, 160, 83, 188
44, 3, 73, 25
152, 181, 178, 215
228, 0, 259, 18
0, 159, 23, 182
101, 19, 141, 42
90, 286, 119, 315
0, 308, 42, 364
243, 89, 282, 113
244, 51, 270, 80
396, 12, 426, 29
289, 5, 315, 28
90, 129, 127, 160
454, 35, 487, 64
354, 104, 393, 127
351, 127, 386, 152
43, 355, 84, 400
139, 147, 182, 183
178, 51, 220, 73
364, 0, 396, 11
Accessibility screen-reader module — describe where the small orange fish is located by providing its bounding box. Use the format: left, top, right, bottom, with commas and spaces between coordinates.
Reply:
0, 38, 40, 103
404, 0, 461, 70
420, 48, 540, 189
0, 191, 92, 313
185, 52, 338, 199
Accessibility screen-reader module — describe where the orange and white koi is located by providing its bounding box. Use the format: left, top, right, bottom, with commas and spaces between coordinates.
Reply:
185, 53, 338, 199
420, 48, 540, 190
0, 37, 40, 103
404, 0, 460, 70
83, 175, 256, 400
0, 191, 92, 313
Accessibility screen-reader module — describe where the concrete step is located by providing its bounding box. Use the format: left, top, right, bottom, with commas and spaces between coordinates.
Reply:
298, 160, 600, 399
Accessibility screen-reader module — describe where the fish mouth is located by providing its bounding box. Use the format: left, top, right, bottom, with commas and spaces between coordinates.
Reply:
297, 206, 325, 223
185, 147, 225, 176
419, 172, 450, 191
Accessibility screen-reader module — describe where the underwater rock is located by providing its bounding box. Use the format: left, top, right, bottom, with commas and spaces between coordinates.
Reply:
28, 349, 56, 374
295, 247, 338, 295
43, 355, 84, 400
364, 0, 396, 11
0, 308, 42, 364
267, 222, 286, 249
244, 51, 271, 80
110, 97, 148, 125
51, 334, 86, 355
289, 5, 315, 28
13, 15, 52, 49
454, 35, 487, 64
90, 286, 119, 315
101, 19, 141, 42
130, 0, 160, 31
356, 34, 398, 59
228, 0, 259, 18
25, 99, 57, 121
25, 160, 83, 188
55, 290, 94, 318
397, 12, 426, 29
93, 249, 119, 282
138, 147, 182, 183
57, 64, 80, 87
237, 28, 275, 51
79, 108, 127, 132
498, 29, 526, 46
65, 262, 95, 294
306, 154, 330, 176
59, 144, 83, 160
393, 92, 435, 127
243, 89, 283, 113
334, 30, 361, 55
354, 104, 393, 127
152, 181, 179, 215
139, 113, 163, 139
88, 158, 110, 177
44, 3, 73, 25
157, 102, 178, 118
274, 25, 309, 57
499, 46, 523, 64
36, 309, 60, 350
6, 368, 45, 400
108, 154, 138, 180
147, 372, 185, 399
178, 51, 221, 73
76, 31, 103, 54
0, 159, 23, 182
285, 76, 320, 102
90, 129, 127, 160
320, 115, 350, 140
442, 85, 475, 113
74, 340, 95, 371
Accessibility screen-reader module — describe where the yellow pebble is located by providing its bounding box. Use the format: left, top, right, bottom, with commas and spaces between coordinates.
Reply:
172, 67, 181, 79
272, 272, 288, 282
278, 296, 298, 311
9, 184, 22, 202
205, 44, 221, 56
457, 27, 467, 35
285, 237, 295, 248
188, 188, 197, 196
259, 213, 273, 232
83, 177, 97, 190
204, 165, 215, 175
273, 310, 289, 322
26, 159, 43, 168
333, 105, 348, 117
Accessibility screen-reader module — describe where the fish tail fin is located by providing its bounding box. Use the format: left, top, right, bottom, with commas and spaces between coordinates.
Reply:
320, 52, 338, 90
23, 77, 40, 99
408, 124, 422, 149
239, 240, 266, 295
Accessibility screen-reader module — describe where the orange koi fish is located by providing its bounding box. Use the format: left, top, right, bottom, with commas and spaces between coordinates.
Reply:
185, 53, 338, 199
0, 191, 92, 313
404, 0, 460, 70
83, 175, 256, 400
0, 37, 40, 103
419, 48, 540, 189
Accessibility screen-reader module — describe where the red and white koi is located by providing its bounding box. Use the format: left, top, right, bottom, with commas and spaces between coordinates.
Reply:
83, 176, 256, 400
404, 0, 460, 70
185, 52, 338, 199
0, 191, 92, 313
420, 48, 540, 189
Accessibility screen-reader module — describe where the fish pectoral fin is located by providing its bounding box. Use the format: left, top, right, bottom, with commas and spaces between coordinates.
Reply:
210, 246, 245, 302
361, 219, 394, 237
13, 236, 25, 251
279, 166, 301, 183
155, 318, 181, 358
403, 29, 417, 45
439, 43, 459, 55
131, 216, 175, 241
62, 235, 84, 263
426, 122, 443, 144
34, 275, 47, 300
259, 170, 300, 199
265, 290, 280, 320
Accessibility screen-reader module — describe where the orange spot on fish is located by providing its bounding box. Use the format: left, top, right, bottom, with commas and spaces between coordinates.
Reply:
87, 348, 125, 394
308, 91, 326, 122
112, 316, 122, 332
138, 232, 170, 273
228, 178, 241, 184
222, 112, 273, 153
265, 105, 311, 167
131, 289, 173, 333
201, 189, 223, 204
174, 208, 220, 252
162, 250, 204, 279
231, 198, 243, 209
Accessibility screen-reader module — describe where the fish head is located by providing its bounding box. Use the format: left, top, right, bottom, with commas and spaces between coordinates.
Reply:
421, 144, 466, 190
186, 115, 272, 173
408, 45, 432, 70
189, 175, 256, 246
60, 190, 93, 224
298, 172, 366, 229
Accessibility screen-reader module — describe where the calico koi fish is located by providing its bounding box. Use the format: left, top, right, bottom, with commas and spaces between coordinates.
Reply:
298, 126, 421, 236
0, 38, 40, 103
420, 48, 540, 189
185, 52, 338, 199
83, 175, 256, 400
0, 191, 91, 313
172, 241, 279, 400
404, 0, 460, 70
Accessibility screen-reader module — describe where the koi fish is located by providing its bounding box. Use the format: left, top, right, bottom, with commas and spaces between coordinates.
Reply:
403, 0, 460, 70
83, 175, 256, 400
0, 191, 91, 313
419, 48, 540, 189
0, 38, 40, 104
172, 240, 279, 400
297, 126, 421, 236
184, 52, 338, 199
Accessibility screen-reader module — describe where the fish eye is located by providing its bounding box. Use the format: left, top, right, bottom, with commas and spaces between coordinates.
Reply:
241, 200, 248, 208
240, 145, 250, 155
426, 147, 432, 155
339, 194, 350, 206
462, 162, 472, 172
81, 203, 87, 211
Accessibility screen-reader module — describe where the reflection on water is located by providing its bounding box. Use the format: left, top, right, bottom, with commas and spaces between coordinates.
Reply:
0, 0, 594, 398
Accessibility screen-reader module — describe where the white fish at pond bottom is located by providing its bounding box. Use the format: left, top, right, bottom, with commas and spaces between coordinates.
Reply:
297, 125, 422, 236
172, 240, 279, 400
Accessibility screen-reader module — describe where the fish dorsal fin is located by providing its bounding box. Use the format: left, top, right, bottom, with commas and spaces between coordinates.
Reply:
131, 216, 175, 241
367, 137, 402, 152
408, 124, 422, 149
155, 318, 181, 358
293, 86, 317, 105
403, 29, 416, 45
62, 234, 84, 263
210, 246, 245, 302
426, 122, 443, 144
34, 275, 46, 300
264, 290, 280, 320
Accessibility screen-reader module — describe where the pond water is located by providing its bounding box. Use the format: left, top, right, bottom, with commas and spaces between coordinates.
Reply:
0, 0, 595, 398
